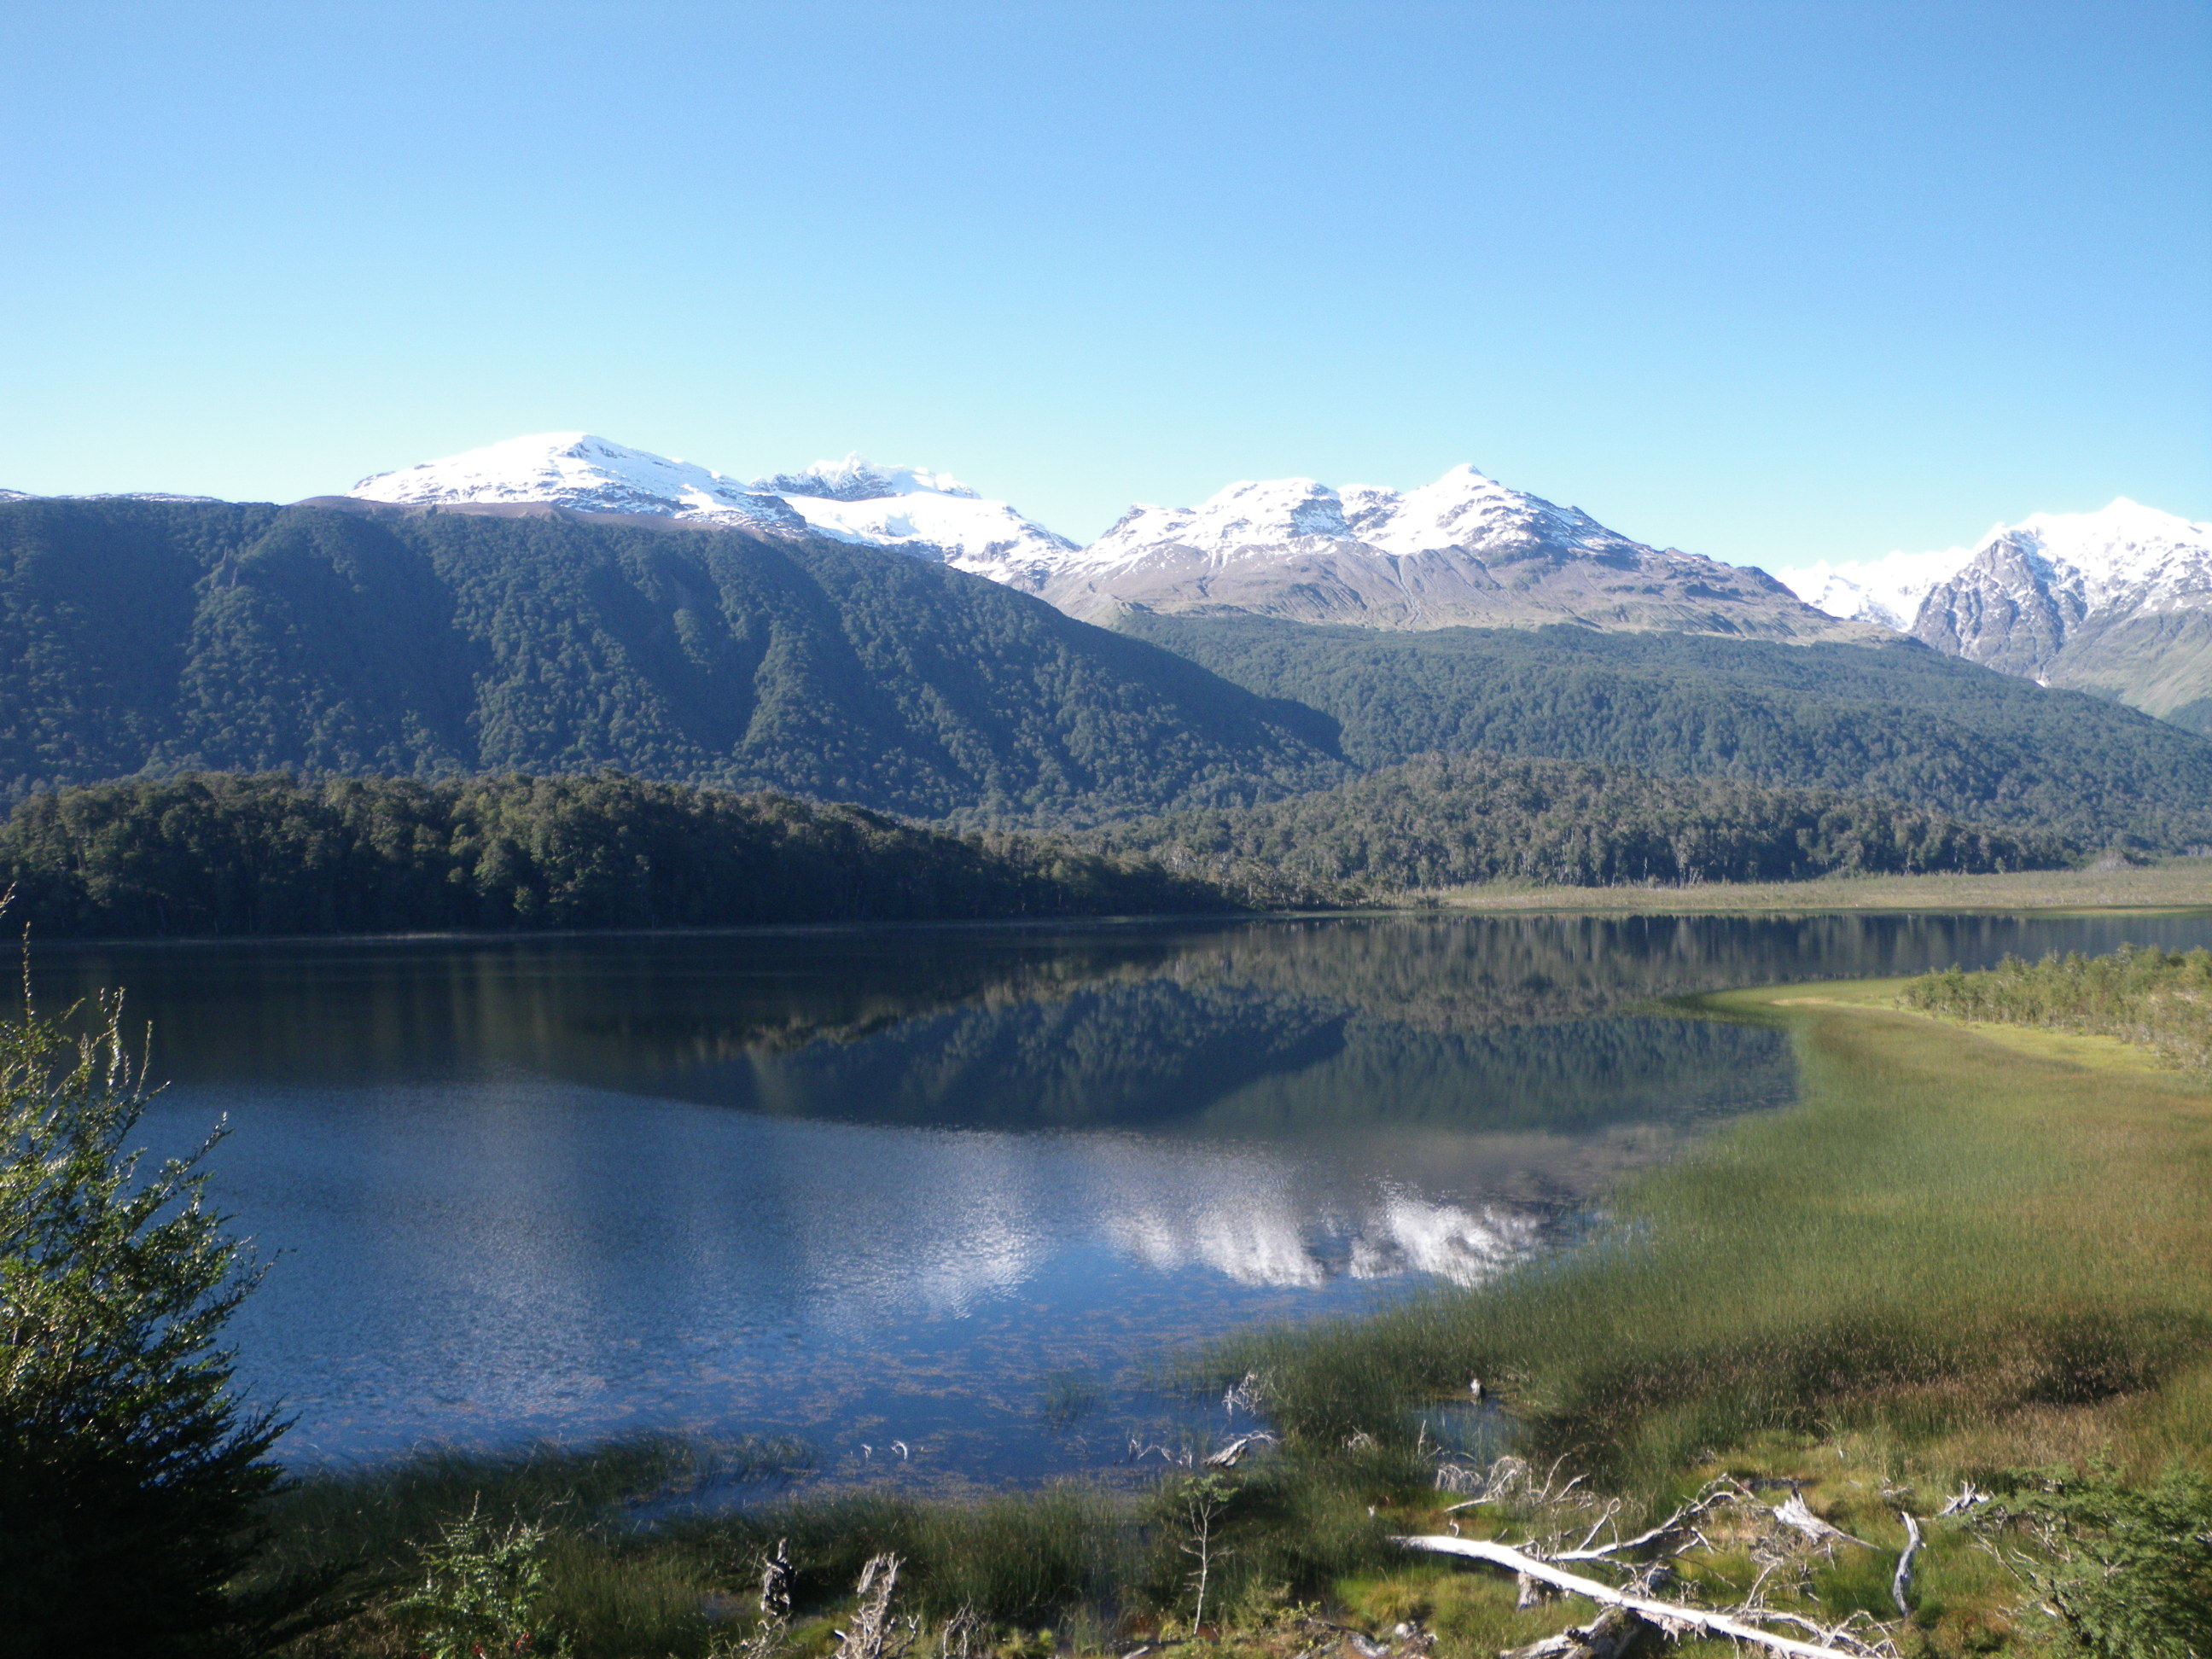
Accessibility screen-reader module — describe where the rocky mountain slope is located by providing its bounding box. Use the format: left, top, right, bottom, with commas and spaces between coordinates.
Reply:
1778, 500, 2212, 736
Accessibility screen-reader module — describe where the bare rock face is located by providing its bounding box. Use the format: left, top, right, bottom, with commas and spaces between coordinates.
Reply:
1905, 500, 2212, 730
1041, 467, 1872, 643
1912, 530, 2093, 678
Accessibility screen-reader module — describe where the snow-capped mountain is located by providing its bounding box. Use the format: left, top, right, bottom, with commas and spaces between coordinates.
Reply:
348, 433, 806, 532
1775, 499, 2212, 735
1044, 464, 1864, 640
343, 433, 1076, 585
1907, 500, 2212, 733
748, 453, 1076, 586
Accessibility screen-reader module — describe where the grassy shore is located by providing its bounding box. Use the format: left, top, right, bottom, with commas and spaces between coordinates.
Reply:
261, 974, 2212, 1658
1417, 855, 2212, 914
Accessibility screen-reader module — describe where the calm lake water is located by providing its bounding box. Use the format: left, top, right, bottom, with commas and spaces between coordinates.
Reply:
31, 909, 2212, 1489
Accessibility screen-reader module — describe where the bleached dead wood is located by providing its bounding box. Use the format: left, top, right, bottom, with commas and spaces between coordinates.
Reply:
1771, 1492, 1872, 1550
1551, 1482, 1742, 1563
1889, 1512, 1922, 1617
1391, 1535, 1877, 1659
1202, 1431, 1277, 1468
1499, 1604, 1651, 1659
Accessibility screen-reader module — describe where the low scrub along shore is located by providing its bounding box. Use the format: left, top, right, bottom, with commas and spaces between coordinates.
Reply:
232, 953, 2212, 1659
1423, 855, 2212, 915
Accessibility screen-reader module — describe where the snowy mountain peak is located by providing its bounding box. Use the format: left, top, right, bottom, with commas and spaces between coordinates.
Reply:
1775, 498, 2212, 632
344, 434, 1074, 587
1075, 464, 1635, 572
348, 432, 801, 528
752, 453, 980, 503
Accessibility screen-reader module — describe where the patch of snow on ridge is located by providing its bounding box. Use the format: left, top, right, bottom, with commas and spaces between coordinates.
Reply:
753, 453, 980, 503
753, 452, 1079, 588
348, 432, 802, 529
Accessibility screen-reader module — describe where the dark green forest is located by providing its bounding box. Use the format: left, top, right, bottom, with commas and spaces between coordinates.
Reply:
0, 772, 1230, 938
0, 498, 1336, 825
1121, 612, 2212, 848
1088, 750, 2072, 904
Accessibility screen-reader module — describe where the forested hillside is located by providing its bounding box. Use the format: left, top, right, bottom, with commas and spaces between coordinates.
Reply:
0, 498, 1336, 825
0, 772, 1232, 938
1122, 613, 2212, 848
1088, 751, 2073, 904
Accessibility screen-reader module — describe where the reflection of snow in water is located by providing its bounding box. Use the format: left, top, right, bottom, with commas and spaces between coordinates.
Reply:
757, 1121, 1549, 1304
1109, 1185, 1543, 1289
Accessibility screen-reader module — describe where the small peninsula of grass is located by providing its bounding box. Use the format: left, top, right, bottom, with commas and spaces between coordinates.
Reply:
1421, 855, 2212, 915
236, 958, 2212, 1659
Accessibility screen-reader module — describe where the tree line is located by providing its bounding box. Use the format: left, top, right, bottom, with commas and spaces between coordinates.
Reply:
1086, 750, 2075, 905
0, 771, 1233, 938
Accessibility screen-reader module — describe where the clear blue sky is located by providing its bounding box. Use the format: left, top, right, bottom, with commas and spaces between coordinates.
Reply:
3, 0, 2207, 565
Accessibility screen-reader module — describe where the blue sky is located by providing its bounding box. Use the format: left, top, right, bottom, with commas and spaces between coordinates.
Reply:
3, 0, 2206, 564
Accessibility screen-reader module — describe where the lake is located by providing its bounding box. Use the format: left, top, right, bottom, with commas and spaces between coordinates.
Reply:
32, 908, 2212, 1491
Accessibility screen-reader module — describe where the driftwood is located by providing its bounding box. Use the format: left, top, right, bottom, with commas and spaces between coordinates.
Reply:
1392, 1535, 1877, 1659
1889, 1512, 1922, 1617
1202, 1432, 1278, 1468
1500, 1604, 1651, 1659
1770, 1492, 1872, 1551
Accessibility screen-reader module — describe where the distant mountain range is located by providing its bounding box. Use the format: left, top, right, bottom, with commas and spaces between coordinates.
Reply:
322, 432, 1865, 643
6, 491, 2212, 854
1773, 500, 2212, 736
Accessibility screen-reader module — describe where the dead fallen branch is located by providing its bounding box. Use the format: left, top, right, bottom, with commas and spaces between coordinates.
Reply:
1771, 1492, 1872, 1551
1392, 1535, 1882, 1659
1889, 1511, 1922, 1617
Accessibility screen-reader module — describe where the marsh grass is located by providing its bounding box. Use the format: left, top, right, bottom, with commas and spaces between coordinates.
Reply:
1237, 982, 2212, 1496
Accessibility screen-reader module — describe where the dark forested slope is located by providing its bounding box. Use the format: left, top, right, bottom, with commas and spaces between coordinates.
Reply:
0, 498, 1337, 824
1121, 613, 2212, 848
1089, 751, 2073, 904
0, 771, 1232, 938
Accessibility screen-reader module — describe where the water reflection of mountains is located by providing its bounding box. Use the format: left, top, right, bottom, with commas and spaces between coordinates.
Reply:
46, 910, 2212, 1136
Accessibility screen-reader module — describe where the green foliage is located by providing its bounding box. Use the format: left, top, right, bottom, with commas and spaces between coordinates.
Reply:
0, 770, 1236, 937
1900, 945, 2212, 1076
1122, 613, 2212, 848
1979, 1465, 2212, 1659
0, 499, 1336, 826
1091, 750, 2072, 903
396, 1505, 571, 1659
0, 991, 305, 1656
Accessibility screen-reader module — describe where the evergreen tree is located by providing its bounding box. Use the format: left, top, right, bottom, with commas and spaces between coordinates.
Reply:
0, 987, 310, 1656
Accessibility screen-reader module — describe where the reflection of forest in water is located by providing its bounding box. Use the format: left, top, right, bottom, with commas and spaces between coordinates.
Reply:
43, 910, 2212, 1142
